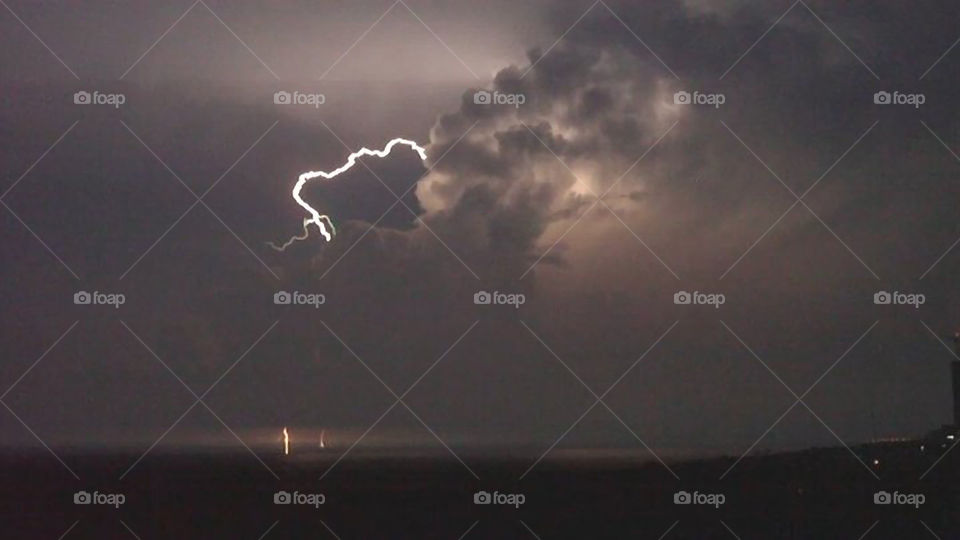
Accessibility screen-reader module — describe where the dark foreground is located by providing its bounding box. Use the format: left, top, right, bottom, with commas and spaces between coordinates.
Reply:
2, 442, 959, 539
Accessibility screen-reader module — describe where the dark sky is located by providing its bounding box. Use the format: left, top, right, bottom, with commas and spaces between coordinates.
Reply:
3, 0, 960, 462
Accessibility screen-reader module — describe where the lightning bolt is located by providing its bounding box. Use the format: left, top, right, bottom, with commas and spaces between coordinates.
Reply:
269, 138, 427, 251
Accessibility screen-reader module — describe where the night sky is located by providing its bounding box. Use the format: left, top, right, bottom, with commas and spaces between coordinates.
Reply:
3, 0, 960, 465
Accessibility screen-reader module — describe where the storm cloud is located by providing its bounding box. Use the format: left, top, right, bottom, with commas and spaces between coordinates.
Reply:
3, 0, 960, 461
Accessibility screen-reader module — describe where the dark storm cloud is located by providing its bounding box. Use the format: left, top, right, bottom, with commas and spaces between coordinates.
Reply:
409, 0, 960, 286
302, 0, 960, 451
4, 0, 960, 457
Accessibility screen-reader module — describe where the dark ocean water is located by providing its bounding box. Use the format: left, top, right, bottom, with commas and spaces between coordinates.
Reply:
2, 443, 958, 539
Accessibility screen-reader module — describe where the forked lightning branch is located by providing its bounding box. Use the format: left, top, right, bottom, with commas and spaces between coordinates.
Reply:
269, 138, 427, 251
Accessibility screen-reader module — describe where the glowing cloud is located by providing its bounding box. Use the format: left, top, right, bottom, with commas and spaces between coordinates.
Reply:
269, 138, 428, 251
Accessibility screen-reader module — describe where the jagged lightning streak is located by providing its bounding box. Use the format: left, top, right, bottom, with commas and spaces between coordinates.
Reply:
269, 138, 427, 251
